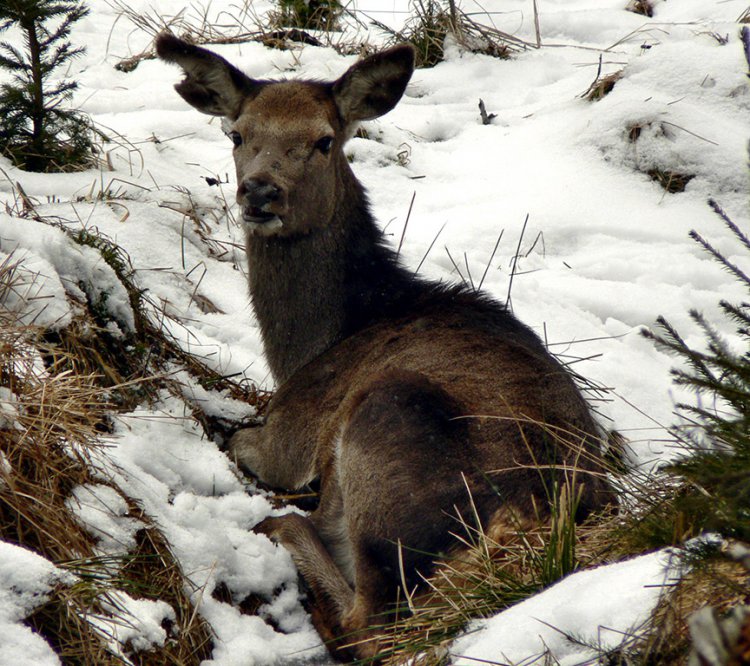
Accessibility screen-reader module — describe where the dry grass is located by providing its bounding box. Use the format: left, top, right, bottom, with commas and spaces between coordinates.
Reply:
368, 0, 527, 68
647, 168, 695, 193
583, 69, 624, 101
352, 410, 749, 665
0, 161, 282, 659
106, 0, 269, 72
0, 297, 215, 663
347, 405, 624, 666
6, 187, 271, 422
626, 0, 655, 18
104, 0, 532, 77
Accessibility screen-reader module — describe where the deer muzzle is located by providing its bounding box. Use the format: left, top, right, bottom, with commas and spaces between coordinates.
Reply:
237, 178, 285, 233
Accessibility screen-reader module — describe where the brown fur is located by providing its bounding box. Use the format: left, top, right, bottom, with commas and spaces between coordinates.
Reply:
156, 33, 614, 662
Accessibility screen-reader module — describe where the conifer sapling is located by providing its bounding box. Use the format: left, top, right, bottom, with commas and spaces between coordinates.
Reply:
0, 0, 93, 171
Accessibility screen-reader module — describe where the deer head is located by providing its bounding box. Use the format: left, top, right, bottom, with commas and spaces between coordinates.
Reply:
156, 34, 415, 237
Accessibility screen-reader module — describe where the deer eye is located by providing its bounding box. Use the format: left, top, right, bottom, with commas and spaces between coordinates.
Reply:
315, 136, 334, 155
228, 131, 243, 148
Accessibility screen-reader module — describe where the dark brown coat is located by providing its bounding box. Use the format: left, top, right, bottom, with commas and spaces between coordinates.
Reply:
157, 34, 613, 661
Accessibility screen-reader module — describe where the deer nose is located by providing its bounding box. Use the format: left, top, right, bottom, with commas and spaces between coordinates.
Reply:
238, 178, 282, 210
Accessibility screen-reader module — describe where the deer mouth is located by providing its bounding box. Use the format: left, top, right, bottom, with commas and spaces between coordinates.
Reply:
241, 207, 283, 234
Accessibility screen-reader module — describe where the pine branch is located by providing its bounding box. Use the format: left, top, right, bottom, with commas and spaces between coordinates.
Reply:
41, 6, 88, 48
46, 42, 85, 72
690, 310, 740, 367
709, 199, 750, 253
0, 55, 25, 71
46, 79, 77, 100
0, 42, 27, 68
690, 229, 750, 289
644, 315, 717, 382
719, 300, 750, 329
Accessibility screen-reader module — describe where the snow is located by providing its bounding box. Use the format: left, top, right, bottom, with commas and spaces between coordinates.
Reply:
0, 213, 135, 332
0, 542, 74, 666
0, 0, 748, 663
89, 591, 176, 657
0, 388, 20, 432
67, 483, 144, 555
452, 550, 681, 665
94, 394, 326, 662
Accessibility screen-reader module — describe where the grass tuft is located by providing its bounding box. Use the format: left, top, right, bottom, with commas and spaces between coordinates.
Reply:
398, 0, 453, 68
364, 458, 615, 665
647, 168, 695, 193
626, 0, 655, 18
369, 0, 524, 69
272, 0, 341, 31
583, 70, 624, 101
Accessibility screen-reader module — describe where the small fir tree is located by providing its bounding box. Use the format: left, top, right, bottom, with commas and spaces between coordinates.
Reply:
643, 200, 750, 541
0, 0, 93, 172
277, 0, 340, 31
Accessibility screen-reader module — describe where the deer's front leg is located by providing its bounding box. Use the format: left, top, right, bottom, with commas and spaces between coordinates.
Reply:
228, 407, 318, 490
228, 426, 274, 482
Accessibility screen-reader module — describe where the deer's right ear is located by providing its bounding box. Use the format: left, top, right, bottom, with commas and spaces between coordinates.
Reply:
155, 33, 260, 119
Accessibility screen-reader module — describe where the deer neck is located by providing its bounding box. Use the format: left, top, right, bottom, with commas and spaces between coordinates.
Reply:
245, 180, 418, 386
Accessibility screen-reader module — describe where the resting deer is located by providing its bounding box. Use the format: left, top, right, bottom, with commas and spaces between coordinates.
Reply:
157, 34, 613, 662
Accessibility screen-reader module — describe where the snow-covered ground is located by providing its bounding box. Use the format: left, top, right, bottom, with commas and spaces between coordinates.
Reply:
0, 0, 748, 663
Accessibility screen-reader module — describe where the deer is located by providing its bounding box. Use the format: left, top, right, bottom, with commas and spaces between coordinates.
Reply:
156, 33, 614, 662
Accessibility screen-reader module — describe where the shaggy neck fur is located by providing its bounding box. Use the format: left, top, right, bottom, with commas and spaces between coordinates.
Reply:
245, 166, 425, 385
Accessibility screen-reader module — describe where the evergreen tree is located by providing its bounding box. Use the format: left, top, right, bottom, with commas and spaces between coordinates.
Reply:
644, 200, 750, 541
0, 0, 93, 172
277, 0, 340, 31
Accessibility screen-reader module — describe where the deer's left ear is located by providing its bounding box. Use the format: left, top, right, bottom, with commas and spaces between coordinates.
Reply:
156, 32, 261, 119
332, 45, 415, 125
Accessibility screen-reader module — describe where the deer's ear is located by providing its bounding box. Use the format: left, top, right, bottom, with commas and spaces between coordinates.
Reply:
332, 45, 415, 124
156, 32, 261, 119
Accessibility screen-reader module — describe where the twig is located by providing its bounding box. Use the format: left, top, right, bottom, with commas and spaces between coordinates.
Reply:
397, 191, 416, 257
505, 214, 530, 312
532, 0, 542, 48
478, 99, 497, 125
660, 121, 718, 146
445, 247, 467, 285
415, 222, 446, 274
464, 252, 475, 291
478, 229, 504, 291
446, 0, 463, 41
